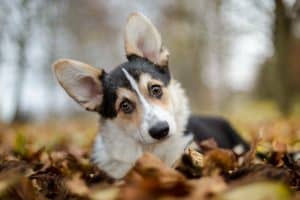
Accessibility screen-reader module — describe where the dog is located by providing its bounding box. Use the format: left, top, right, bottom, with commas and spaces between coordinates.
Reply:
53, 12, 249, 179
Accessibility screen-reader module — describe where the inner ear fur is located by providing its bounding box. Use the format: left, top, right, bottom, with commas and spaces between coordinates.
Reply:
124, 12, 169, 67
53, 59, 104, 111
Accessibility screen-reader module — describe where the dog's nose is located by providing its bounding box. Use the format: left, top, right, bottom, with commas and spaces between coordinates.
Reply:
149, 121, 169, 140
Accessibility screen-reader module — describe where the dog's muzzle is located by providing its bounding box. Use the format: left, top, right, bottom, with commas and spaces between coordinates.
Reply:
149, 121, 169, 140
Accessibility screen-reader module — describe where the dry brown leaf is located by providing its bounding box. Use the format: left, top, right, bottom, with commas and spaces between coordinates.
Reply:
272, 140, 288, 153
130, 152, 187, 185
187, 176, 227, 200
199, 138, 219, 151
175, 148, 204, 178
203, 149, 237, 176
66, 173, 90, 196
121, 153, 191, 199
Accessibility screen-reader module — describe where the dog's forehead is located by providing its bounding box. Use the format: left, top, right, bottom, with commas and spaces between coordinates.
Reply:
108, 56, 170, 87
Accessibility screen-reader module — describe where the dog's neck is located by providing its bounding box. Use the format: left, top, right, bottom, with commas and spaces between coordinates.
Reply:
92, 80, 191, 178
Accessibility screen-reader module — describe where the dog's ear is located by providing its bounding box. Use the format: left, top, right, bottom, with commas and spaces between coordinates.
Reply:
125, 12, 169, 67
53, 59, 104, 111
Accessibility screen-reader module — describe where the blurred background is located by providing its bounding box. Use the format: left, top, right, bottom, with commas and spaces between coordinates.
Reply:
0, 0, 300, 125
0, 2, 299, 197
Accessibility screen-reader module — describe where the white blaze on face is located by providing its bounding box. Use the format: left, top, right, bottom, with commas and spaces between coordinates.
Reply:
121, 68, 176, 143
121, 69, 150, 111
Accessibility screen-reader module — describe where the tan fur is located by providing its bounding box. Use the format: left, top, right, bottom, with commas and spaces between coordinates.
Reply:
138, 73, 172, 110
158, 46, 169, 67
139, 73, 163, 92
152, 87, 172, 110
113, 76, 173, 133
115, 88, 141, 129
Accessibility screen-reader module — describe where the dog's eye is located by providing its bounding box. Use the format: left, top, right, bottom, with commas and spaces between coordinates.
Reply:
150, 85, 163, 98
120, 100, 134, 114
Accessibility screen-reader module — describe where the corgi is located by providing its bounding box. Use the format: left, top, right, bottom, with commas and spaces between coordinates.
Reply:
53, 12, 248, 179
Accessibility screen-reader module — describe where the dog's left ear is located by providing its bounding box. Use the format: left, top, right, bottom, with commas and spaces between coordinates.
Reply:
125, 12, 169, 67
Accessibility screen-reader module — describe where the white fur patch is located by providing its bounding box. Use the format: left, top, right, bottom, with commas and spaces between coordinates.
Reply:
92, 121, 143, 179
233, 144, 245, 155
121, 68, 149, 110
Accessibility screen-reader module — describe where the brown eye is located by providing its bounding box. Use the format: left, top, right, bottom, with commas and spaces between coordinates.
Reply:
150, 85, 163, 98
120, 100, 134, 114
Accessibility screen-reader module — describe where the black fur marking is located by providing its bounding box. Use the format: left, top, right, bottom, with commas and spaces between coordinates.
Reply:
186, 115, 250, 150
99, 56, 170, 118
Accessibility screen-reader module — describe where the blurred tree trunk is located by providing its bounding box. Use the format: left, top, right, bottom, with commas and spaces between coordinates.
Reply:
163, 1, 207, 113
12, 0, 30, 122
257, 0, 293, 115
271, 0, 292, 115
205, 0, 227, 112
13, 37, 27, 122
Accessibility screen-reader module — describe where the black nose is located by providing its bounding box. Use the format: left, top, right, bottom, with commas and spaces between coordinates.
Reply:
149, 121, 169, 140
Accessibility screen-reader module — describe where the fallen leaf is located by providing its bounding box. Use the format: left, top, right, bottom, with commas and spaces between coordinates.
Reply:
66, 173, 90, 196
203, 149, 237, 176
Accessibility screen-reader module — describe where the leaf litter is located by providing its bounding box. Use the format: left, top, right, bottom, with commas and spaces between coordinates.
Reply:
0, 119, 299, 200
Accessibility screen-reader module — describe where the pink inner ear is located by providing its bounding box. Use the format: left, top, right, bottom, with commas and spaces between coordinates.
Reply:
137, 38, 157, 63
79, 76, 100, 98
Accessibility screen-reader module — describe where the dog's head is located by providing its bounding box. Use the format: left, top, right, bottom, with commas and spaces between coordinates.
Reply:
53, 13, 189, 144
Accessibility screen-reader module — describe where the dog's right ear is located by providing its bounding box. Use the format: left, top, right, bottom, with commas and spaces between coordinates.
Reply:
53, 59, 104, 111
125, 12, 169, 67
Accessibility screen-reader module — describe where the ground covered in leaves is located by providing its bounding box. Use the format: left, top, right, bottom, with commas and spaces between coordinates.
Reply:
0, 117, 299, 200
